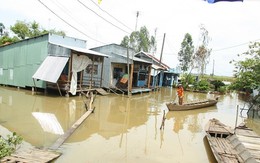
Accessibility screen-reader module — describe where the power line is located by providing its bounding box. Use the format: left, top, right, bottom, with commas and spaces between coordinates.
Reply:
49, 0, 107, 44
88, 0, 134, 32
212, 38, 260, 52
38, 0, 106, 44
77, 0, 131, 35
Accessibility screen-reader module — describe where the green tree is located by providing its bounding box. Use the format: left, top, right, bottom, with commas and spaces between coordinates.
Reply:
10, 20, 30, 39
194, 24, 212, 77
120, 26, 156, 53
0, 20, 65, 46
231, 42, 260, 112
49, 29, 66, 36
231, 42, 260, 92
180, 73, 195, 90
0, 22, 5, 36
178, 33, 194, 72
0, 35, 19, 45
121, 36, 130, 48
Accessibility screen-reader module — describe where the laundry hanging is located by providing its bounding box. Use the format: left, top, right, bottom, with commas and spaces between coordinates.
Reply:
69, 54, 92, 95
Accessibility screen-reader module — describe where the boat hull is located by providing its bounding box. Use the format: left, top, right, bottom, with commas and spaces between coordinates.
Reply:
205, 118, 257, 163
166, 98, 218, 111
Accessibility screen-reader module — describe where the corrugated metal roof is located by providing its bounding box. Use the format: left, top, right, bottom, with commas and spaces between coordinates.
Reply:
111, 52, 152, 64
152, 64, 166, 70
49, 42, 109, 58
32, 56, 69, 83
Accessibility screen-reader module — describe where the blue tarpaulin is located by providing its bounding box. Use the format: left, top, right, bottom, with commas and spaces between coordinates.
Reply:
207, 0, 243, 3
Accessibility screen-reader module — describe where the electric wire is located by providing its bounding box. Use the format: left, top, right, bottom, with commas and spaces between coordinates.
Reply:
77, 0, 131, 35
49, 0, 107, 44
38, 0, 106, 44
212, 38, 260, 52
88, 0, 134, 32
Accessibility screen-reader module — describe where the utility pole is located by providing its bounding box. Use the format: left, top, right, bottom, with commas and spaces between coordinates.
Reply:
135, 11, 139, 31
212, 59, 215, 76
160, 33, 166, 63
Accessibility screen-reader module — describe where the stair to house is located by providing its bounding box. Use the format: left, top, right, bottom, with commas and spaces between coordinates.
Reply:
95, 88, 110, 95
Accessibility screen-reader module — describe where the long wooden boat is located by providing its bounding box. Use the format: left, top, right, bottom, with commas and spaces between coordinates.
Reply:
205, 118, 257, 163
166, 97, 218, 111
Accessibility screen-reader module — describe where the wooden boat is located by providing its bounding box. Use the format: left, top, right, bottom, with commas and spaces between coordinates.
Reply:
205, 118, 257, 163
166, 97, 218, 111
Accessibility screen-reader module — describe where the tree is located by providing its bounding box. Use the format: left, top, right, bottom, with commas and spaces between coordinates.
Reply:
10, 21, 30, 39
178, 33, 194, 72
121, 36, 130, 48
210, 80, 225, 91
231, 42, 260, 113
0, 20, 65, 46
231, 42, 260, 92
120, 26, 156, 53
0, 36, 19, 45
194, 24, 212, 77
0, 22, 5, 36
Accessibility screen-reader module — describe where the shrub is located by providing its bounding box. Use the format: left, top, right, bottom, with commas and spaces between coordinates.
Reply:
0, 132, 23, 159
196, 80, 210, 91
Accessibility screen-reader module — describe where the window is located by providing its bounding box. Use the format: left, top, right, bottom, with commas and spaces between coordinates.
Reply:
113, 68, 123, 80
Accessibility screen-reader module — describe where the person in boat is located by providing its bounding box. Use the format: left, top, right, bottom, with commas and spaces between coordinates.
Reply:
177, 84, 184, 105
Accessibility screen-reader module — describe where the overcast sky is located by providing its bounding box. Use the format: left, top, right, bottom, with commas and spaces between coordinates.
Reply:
1, 0, 260, 76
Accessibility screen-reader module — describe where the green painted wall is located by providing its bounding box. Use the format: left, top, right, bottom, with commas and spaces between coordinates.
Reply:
0, 35, 48, 88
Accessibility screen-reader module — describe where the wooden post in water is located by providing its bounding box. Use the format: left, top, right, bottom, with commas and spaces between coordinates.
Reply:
234, 105, 239, 132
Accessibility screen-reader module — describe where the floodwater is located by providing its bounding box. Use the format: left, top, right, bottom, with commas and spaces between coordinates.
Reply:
0, 86, 260, 163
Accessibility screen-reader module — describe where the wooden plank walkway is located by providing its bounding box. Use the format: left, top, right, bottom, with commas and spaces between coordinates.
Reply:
236, 125, 260, 163
49, 109, 94, 150
0, 148, 61, 163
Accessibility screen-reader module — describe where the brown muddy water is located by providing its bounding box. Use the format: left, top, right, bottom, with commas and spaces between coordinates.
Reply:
0, 86, 260, 163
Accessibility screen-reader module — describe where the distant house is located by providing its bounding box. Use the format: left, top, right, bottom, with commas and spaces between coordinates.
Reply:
135, 51, 180, 87
91, 44, 153, 93
0, 33, 108, 96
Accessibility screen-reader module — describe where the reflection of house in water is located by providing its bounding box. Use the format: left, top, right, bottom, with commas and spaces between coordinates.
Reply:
166, 107, 217, 134
0, 33, 108, 96
68, 95, 149, 142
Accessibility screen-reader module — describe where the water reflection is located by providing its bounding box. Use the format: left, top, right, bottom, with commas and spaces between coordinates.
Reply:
165, 107, 217, 134
0, 86, 260, 163
32, 112, 64, 135
0, 87, 86, 147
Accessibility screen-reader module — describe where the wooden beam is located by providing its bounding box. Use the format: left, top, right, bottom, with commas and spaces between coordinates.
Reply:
147, 65, 151, 89
130, 64, 134, 91
100, 57, 104, 87
49, 108, 94, 150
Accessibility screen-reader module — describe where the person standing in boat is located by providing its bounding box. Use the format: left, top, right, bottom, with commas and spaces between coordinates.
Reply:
177, 84, 184, 105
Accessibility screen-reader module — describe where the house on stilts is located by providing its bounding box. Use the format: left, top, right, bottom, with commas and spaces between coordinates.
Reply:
135, 51, 180, 87
0, 33, 108, 96
91, 44, 155, 94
